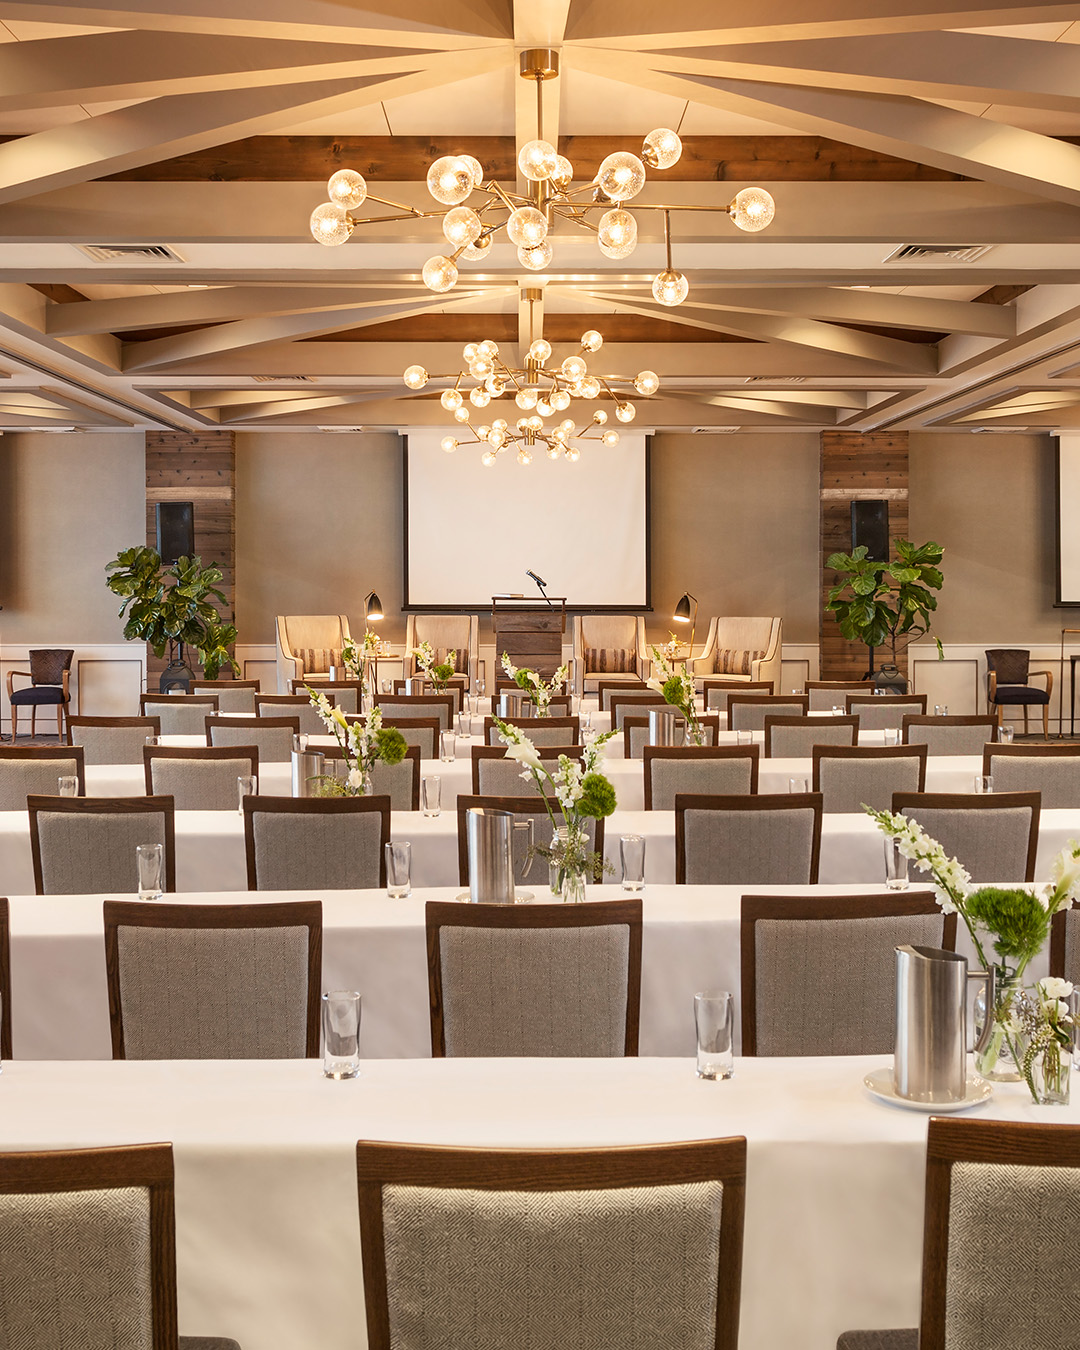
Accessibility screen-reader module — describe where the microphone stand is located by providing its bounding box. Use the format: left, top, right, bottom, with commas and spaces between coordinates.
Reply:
533, 576, 553, 608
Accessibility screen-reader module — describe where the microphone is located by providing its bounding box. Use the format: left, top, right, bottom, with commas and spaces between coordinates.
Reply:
526, 569, 548, 588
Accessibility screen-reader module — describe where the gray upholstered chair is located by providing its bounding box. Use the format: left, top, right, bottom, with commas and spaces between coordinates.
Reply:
255, 693, 333, 738
846, 694, 928, 731
104, 899, 321, 1059
703, 679, 773, 715
572, 615, 648, 697
838, 1116, 1080, 1350
143, 745, 259, 811
192, 678, 261, 714
454, 794, 606, 886
596, 679, 650, 712
28, 794, 175, 896
471, 745, 582, 796
374, 694, 455, 732
6, 647, 73, 740
763, 715, 857, 758
208, 715, 298, 763
689, 616, 783, 692
355, 1137, 745, 1350
986, 647, 1053, 738
643, 746, 759, 810
290, 678, 361, 715
0, 1143, 241, 1348
812, 744, 928, 814
902, 714, 998, 756
243, 795, 390, 890
740, 891, 954, 1056
483, 716, 579, 747
68, 716, 161, 765
275, 613, 351, 691
608, 693, 672, 732
382, 717, 440, 760
675, 793, 823, 885
425, 899, 641, 1056
892, 791, 1040, 883
323, 745, 421, 811
0, 745, 86, 809
727, 695, 809, 732
805, 680, 874, 712
982, 744, 1080, 809
404, 613, 479, 687
624, 715, 720, 758
139, 694, 219, 736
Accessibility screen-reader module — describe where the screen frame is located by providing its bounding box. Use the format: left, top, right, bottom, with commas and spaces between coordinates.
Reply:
1055, 434, 1080, 608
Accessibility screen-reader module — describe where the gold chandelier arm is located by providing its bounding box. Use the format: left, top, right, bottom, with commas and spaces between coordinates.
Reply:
359, 192, 434, 216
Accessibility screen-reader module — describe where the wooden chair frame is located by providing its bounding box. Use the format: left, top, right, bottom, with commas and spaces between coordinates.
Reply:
453, 793, 607, 886
139, 694, 219, 714
702, 679, 774, 714
982, 741, 1080, 777
320, 744, 421, 810
255, 692, 338, 713
739, 891, 952, 1055
374, 693, 455, 731
643, 745, 760, 809
891, 790, 1042, 882
596, 679, 650, 712
378, 716, 441, 760
762, 714, 858, 757
846, 694, 928, 725
194, 679, 262, 694
470, 744, 583, 795
623, 714, 721, 758
27, 794, 176, 896
900, 714, 997, 749
0, 744, 87, 797
726, 694, 809, 731
289, 677, 361, 703
482, 715, 580, 746
242, 794, 391, 889
207, 715, 300, 757
425, 898, 643, 1057
608, 692, 675, 732
67, 715, 161, 751
811, 743, 929, 800
355, 1136, 746, 1350
674, 792, 824, 885
987, 658, 1053, 738
0, 896, 10, 1060
142, 743, 261, 797
104, 898, 322, 1059
6, 663, 71, 740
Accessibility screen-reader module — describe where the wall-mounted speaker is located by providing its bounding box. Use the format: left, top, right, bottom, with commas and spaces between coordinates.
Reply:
156, 501, 194, 563
850, 499, 889, 562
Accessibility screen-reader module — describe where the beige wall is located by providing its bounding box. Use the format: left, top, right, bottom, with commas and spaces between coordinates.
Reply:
909, 431, 1059, 642
0, 431, 144, 643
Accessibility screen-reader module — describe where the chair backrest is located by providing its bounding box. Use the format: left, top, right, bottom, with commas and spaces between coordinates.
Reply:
982, 744, 1080, 808
425, 899, 642, 1056
643, 746, 759, 810
484, 716, 579, 746
279, 614, 349, 673
381, 717, 440, 760
702, 680, 773, 714
609, 694, 673, 732
0, 1142, 179, 1347
406, 613, 477, 683
812, 743, 928, 813
138, 694, 219, 736
902, 715, 998, 756
1050, 907, 1080, 986
597, 679, 650, 711
322, 745, 421, 811
846, 694, 928, 730
575, 615, 644, 673
763, 715, 858, 758
28, 795, 176, 895
104, 899, 321, 1058
624, 715, 720, 758
290, 678, 362, 714
917, 1116, 1080, 1349
143, 745, 259, 811
355, 1136, 745, 1350
805, 680, 874, 712
675, 793, 823, 885
27, 648, 74, 685
375, 694, 455, 731
243, 795, 390, 889
0, 746, 86, 809
192, 678, 261, 713
984, 648, 1031, 685
68, 716, 160, 765
727, 695, 809, 731
454, 794, 605, 886
892, 790, 1041, 882
740, 891, 954, 1056
471, 745, 583, 795
208, 715, 299, 762
0, 897, 9, 1060
255, 693, 333, 737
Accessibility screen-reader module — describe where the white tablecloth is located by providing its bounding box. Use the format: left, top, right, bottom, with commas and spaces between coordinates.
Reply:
0, 1054, 1069, 1350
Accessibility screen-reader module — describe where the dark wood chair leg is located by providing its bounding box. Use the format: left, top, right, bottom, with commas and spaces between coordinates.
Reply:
1044, 702, 1050, 740
1023, 707, 1029, 735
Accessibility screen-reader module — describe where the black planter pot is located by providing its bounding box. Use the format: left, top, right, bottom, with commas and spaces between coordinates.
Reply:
874, 664, 908, 695
159, 659, 195, 693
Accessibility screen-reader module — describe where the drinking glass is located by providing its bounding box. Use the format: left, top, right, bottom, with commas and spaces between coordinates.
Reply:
292, 733, 309, 754
439, 731, 456, 763
322, 991, 361, 1080
57, 775, 78, 798
456, 710, 471, 740
381, 680, 391, 695
933, 704, 949, 718
974, 775, 994, 794
237, 774, 255, 813
884, 837, 909, 890
145, 735, 158, 746
620, 835, 645, 892
476, 679, 485, 698
136, 843, 164, 901
831, 704, 844, 716
421, 775, 441, 817
998, 724, 1014, 744
788, 776, 809, 793
735, 729, 753, 746
882, 728, 900, 746
386, 841, 412, 898
694, 991, 734, 1080
581, 710, 593, 734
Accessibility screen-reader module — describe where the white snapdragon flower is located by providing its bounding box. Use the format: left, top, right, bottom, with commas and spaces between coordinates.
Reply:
501, 652, 519, 681
505, 739, 542, 772
1040, 976, 1074, 1001
347, 767, 364, 790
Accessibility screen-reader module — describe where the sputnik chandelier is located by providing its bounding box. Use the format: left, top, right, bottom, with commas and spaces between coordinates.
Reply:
309, 48, 776, 307
403, 290, 657, 466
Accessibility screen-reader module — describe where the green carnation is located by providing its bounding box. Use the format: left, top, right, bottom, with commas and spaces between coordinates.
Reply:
375, 726, 407, 767
514, 669, 533, 690
662, 675, 685, 707
965, 886, 1051, 964
432, 662, 455, 683
577, 772, 616, 819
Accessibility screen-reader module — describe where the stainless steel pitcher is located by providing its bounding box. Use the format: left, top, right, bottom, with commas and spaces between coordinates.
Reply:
291, 750, 326, 798
894, 944, 989, 1102
649, 708, 686, 746
499, 691, 534, 719
465, 806, 534, 904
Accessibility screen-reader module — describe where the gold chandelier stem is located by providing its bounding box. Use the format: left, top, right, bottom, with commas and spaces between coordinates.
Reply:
664, 210, 673, 271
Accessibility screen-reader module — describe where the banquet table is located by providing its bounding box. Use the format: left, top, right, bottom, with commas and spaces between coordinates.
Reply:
0, 1054, 1068, 1350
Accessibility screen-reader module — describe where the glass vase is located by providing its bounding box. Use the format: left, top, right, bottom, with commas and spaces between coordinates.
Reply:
548, 824, 588, 903
1029, 1042, 1071, 1105
684, 719, 707, 747
973, 966, 1022, 1082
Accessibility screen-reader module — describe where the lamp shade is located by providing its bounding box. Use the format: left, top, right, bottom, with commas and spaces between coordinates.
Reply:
672, 592, 694, 623
365, 591, 384, 622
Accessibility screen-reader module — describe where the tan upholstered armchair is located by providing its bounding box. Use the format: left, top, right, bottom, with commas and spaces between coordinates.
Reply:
276, 615, 352, 693
404, 614, 479, 686
690, 617, 783, 691
571, 615, 648, 697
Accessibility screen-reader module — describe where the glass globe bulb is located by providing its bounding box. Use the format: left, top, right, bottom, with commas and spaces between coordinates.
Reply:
461, 233, 493, 261
518, 449, 532, 465
440, 389, 463, 411
478, 340, 499, 358
423, 255, 459, 292
552, 428, 567, 443
599, 236, 637, 261
462, 342, 478, 362
442, 206, 481, 248
517, 418, 529, 431
601, 430, 620, 447
731, 186, 775, 233
453, 405, 471, 423
470, 387, 491, 408
528, 338, 552, 364
441, 435, 458, 453
427, 156, 474, 205
459, 155, 484, 190
595, 151, 646, 202
566, 446, 580, 462
616, 401, 636, 423
471, 356, 493, 378
580, 330, 603, 353
476, 424, 491, 440
527, 415, 543, 431
488, 427, 505, 447
634, 369, 660, 396
516, 388, 538, 410
561, 355, 587, 382
481, 450, 497, 466
403, 364, 428, 390
327, 168, 367, 209
492, 418, 508, 432
536, 399, 552, 417
518, 138, 558, 182
580, 376, 601, 400
506, 206, 548, 249
652, 268, 689, 306
550, 155, 574, 191
309, 202, 352, 246
518, 240, 553, 271
551, 389, 571, 412
592, 409, 608, 424
547, 445, 561, 459
486, 376, 505, 396
560, 418, 575, 433
642, 127, 682, 170
598, 208, 637, 254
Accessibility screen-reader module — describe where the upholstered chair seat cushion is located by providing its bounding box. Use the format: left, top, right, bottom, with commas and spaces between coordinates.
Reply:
837, 1333, 918, 1349
992, 685, 1050, 704
297, 647, 342, 675
10, 685, 65, 705
714, 647, 765, 675
434, 647, 468, 674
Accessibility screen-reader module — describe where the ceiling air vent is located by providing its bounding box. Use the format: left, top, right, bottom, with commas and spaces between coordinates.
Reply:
252, 374, 316, 384
318, 426, 366, 433
692, 426, 739, 434
743, 376, 806, 384
78, 244, 186, 263
883, 244, 992, 264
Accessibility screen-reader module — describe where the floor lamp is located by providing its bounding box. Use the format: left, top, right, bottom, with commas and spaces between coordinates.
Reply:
672, 591, 698, 664
364, 590, 384, 692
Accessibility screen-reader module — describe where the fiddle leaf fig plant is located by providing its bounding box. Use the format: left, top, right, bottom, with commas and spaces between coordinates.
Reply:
825, 538, 945, 665
105, 545, 240, 679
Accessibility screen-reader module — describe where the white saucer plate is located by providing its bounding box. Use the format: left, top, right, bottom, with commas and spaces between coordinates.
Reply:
863, 1067, 993, 1113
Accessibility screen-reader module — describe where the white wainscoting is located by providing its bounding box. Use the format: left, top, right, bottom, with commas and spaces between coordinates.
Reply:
0, 642, 146, 733
909, 641, 1070, 732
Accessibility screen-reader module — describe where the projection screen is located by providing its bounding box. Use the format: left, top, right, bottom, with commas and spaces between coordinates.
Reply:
1057, 433, 1080, 606
403, 430, 649, 610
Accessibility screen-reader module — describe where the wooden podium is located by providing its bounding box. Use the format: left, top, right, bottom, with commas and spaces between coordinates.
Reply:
492, 596, 566, 678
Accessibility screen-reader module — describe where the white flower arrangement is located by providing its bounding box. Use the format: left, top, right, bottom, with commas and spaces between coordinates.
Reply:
500, 652, 568, 716
647, 644, 703, 743
340, 630, 382, 691
409, 640, 456, 690
306, 686, 406, 793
